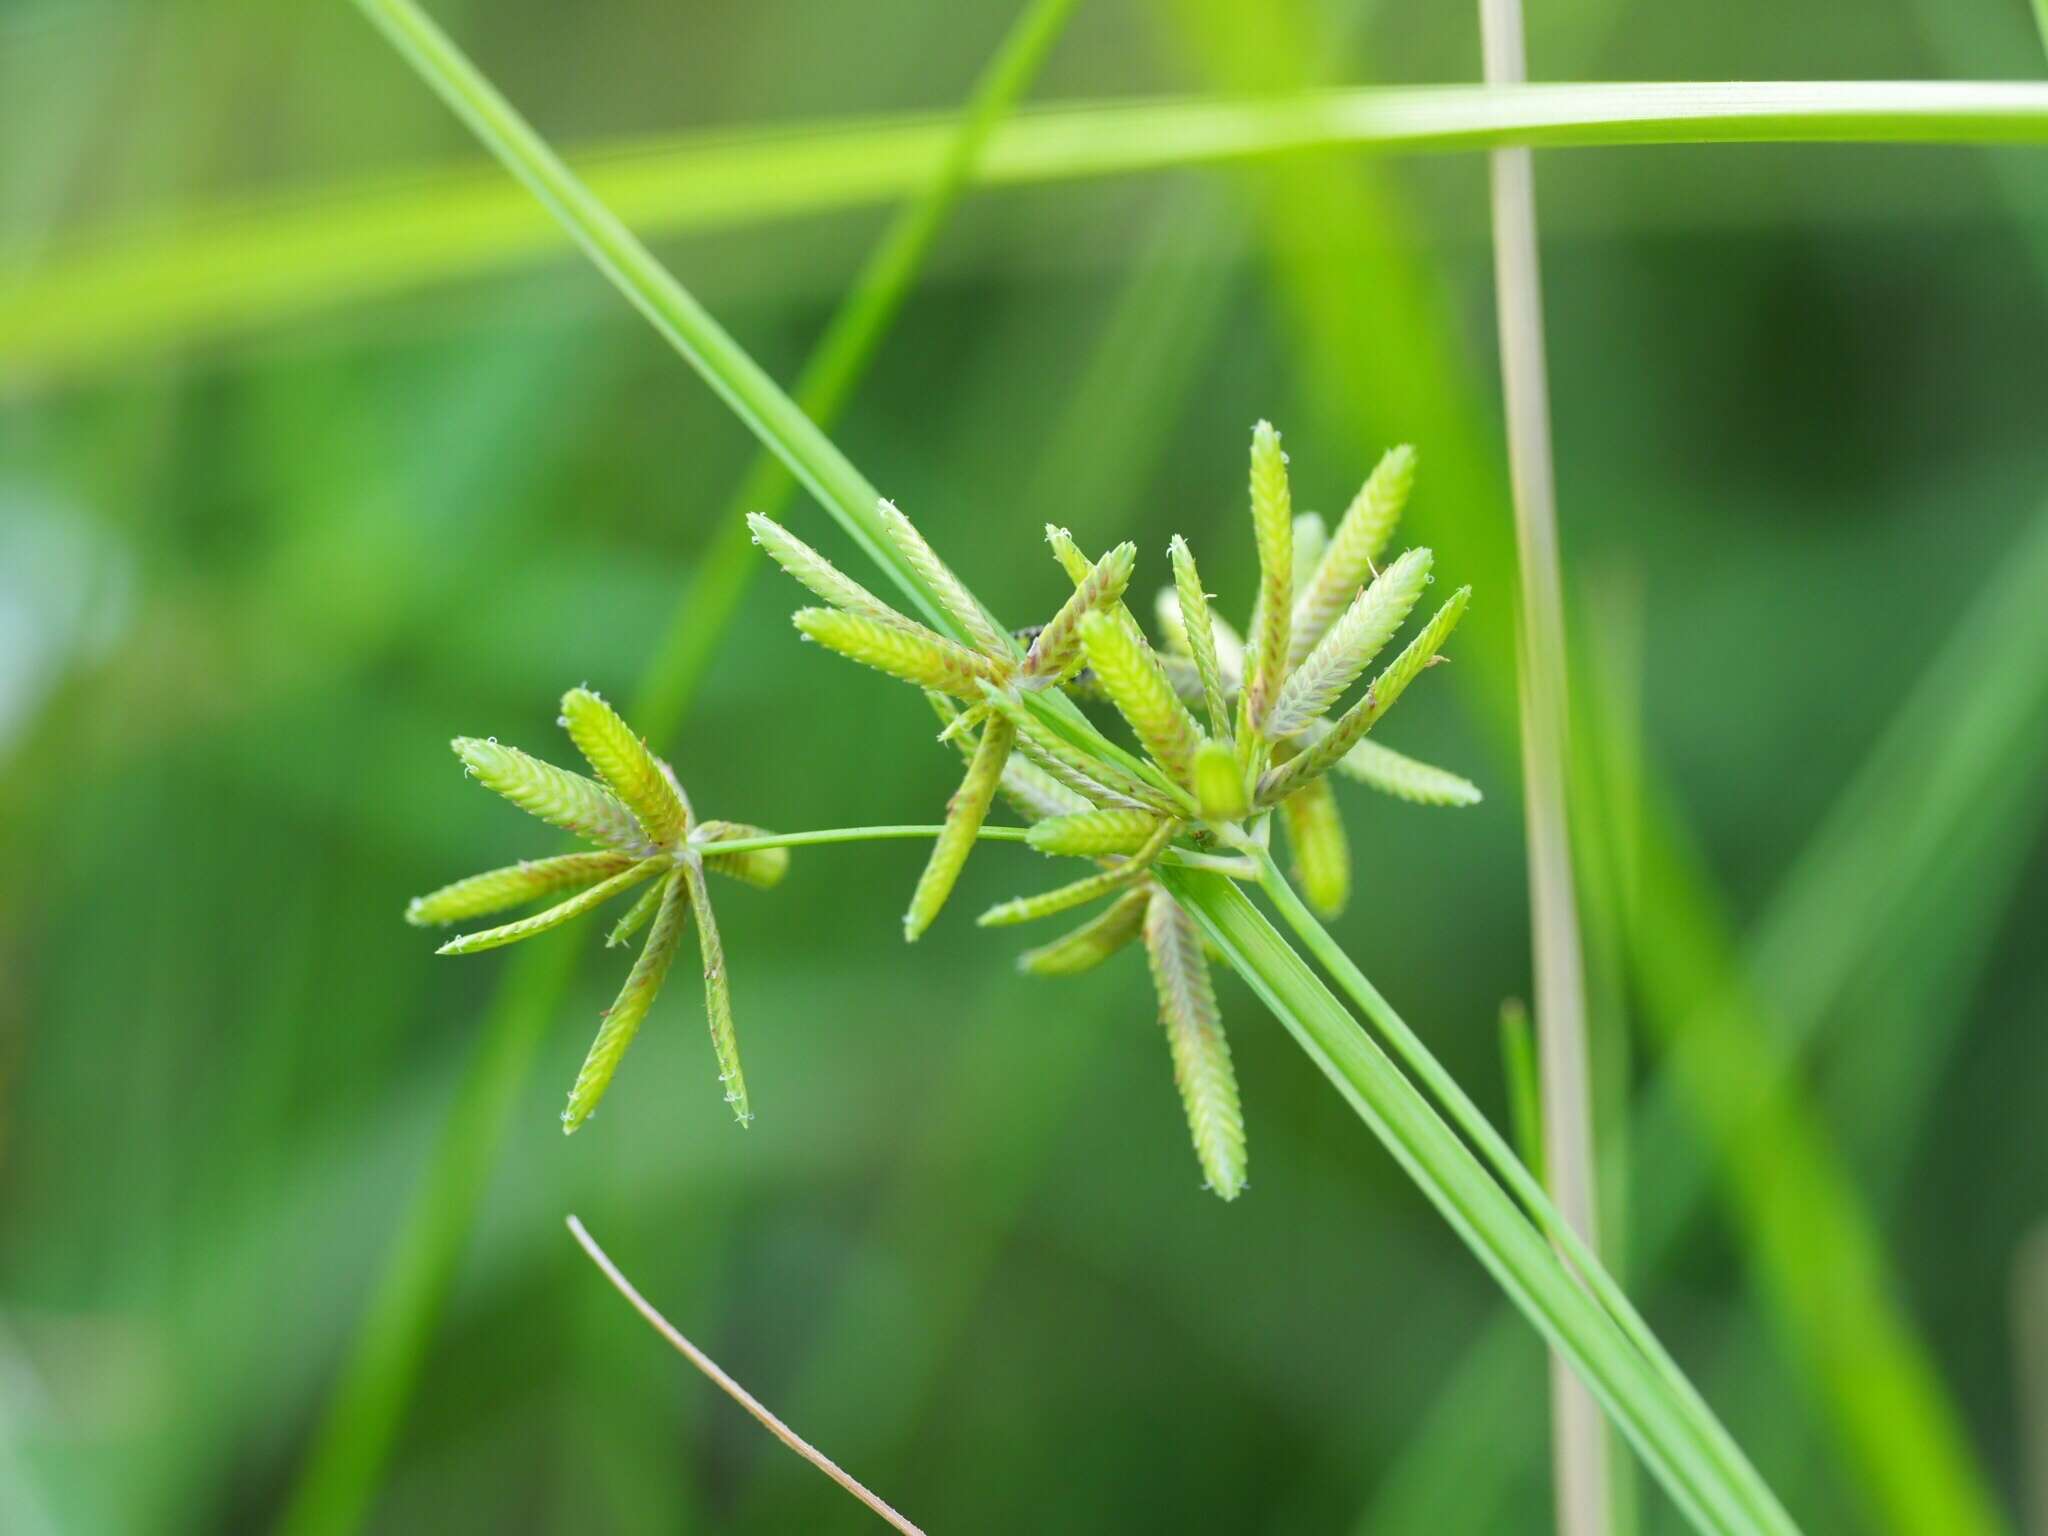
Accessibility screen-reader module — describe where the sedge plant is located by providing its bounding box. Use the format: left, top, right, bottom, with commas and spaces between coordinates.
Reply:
365, 0, 1805, 1528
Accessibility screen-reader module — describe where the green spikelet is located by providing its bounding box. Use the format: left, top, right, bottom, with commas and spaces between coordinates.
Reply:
1026, 809, 1163, 857
932, 692, 1093, 822
606, 880, 667, 948
1335, 739, 1484, 807
1258, 586, 1470, 807
1022, 542, 1136, 685
1291, 445, 1416, 666
1078, 610, 1205, 789
684, 861, 750, 1124
1244, 420, 1293, 731
562, 868, 690, 1133
1142, 888, 1246, 1200
1280, 775, 1351, 917
980, 685, 1184, 816
438, 857, 663, 955
1192, 738, 1249, 822
795, 608, 1001, 697
747, 513, 908, 627
408, 851, 637, 927
1015, 888, 1151, 976
1265, 547, 1433, 740
905, 713, 1015, 941
452, 737, 645, 851
979, 819, 1176, 927
692, 822, 792, 889
1169, 536, 1232, 740
1158, 587, 1246, 679
1044, 524, 1093, 584
877, 498, 1013, 660
561, 688, 689, 846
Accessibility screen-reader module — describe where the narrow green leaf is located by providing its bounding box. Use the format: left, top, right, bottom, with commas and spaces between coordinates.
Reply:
1335, 737, 1484, 806
453, 736, 645, 851
795, 607, 1002, 696
684, 861, 750, 1124
1160, 865, 1798, 1536
1169, 535, 1233, 739
1244, 420, 1294, 731
1499, 998, 1545, 1183
1015, 887, 1151, 975
1257, 586, 1469, 806
560, 687, 690, 846
1291, 445, 1416, 665
905, 714, 1015, 941
979, 818, 1176, 927
408, 851, 638, 927
1279, 776, 1351, 918
1143, 887, 1247, 1200
438, 857, 665, 955
1265, 546, 1433, 739
1025, 808, 1164, 857
562, 869, 689, 1131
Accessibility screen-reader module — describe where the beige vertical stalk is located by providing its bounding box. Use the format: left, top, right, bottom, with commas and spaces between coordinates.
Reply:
1478, 0, 1610, 1531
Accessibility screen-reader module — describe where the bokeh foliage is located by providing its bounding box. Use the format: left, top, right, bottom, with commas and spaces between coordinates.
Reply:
4, 1, 2048, 1532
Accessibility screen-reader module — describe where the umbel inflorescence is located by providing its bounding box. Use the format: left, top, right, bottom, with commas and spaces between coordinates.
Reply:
410, 424, 1473, 1196
407, 687, 785, 1131
754, 421, 1476, 1199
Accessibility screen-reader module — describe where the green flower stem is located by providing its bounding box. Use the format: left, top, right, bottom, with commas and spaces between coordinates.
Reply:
694, 824, 1254, 878
1237, 843, 1782, 1531
1160, 864, 1794, 1536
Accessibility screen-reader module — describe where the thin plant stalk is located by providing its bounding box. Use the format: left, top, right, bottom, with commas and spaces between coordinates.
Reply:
347, 2, 1804, 1527
566, 1218, 926, 1536
1478, 0, 1608, 1527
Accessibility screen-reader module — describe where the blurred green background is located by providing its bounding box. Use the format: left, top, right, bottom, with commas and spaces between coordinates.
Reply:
5, 1, 2048, 1532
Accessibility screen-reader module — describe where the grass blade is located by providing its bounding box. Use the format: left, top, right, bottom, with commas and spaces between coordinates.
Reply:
18, 85, 2048, 377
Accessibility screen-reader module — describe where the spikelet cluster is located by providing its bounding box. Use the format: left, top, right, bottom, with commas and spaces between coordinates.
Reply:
753, 431, 1473, 1200
408, 687, 788, 1131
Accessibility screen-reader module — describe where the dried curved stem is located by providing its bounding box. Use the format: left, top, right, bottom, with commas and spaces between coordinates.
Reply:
566, 1217, 927, 1536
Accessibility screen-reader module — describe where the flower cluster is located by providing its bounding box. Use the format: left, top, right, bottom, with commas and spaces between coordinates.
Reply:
756, 421, 1476, 1198
407, 687, 785, 1131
